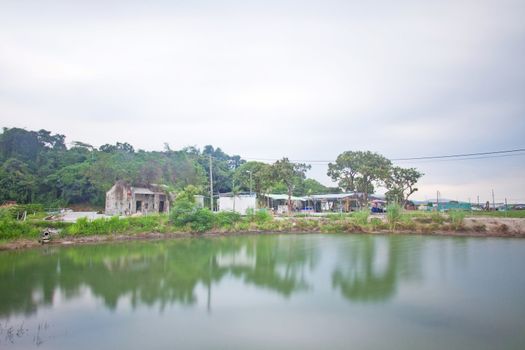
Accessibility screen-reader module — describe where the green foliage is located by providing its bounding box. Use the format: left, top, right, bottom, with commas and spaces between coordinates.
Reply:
0, 216, 40, 239
327, 151, 391, 200
0, 127, 208, 206
214, 211, 242, 229
320, 220, 362, 233
233, 161, 272, 196
254, 209, 272, 224
352, 210, 369, 226
386, 204, 402, 230
5, 204, 45, 219
170, 186, 200, 227
65, 215, 168, 236
269, 158, 311, 211
385, 166, 423, 205
369, 217, 384, 230
431, 211, 445, 224
293, 219, 319, 231
170, 186, 214, 232
257, 220, 281, 231
469, 210, 525, 218
187, 209, 214, 233
448, 210, 466, 230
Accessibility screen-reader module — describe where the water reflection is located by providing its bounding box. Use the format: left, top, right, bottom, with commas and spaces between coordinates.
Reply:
2, 235, 523, 350
0, 235, 320, 317
332, 236, 423, 302
0, 235, 431, 318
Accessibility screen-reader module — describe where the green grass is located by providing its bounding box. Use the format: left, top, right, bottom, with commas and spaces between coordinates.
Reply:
386, 204, 402, 230
1, 207, 524, 243
0, 218, 40, 240
351, 210, 370, 226
467, 210, 525, 218
448, 210, 466, 230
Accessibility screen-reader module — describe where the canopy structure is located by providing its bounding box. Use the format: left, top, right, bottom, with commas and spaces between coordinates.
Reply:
261, 192, 386, 213
265, 194, 309, 201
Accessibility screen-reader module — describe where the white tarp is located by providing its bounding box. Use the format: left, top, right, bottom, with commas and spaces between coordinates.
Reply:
218, 194, 256, 214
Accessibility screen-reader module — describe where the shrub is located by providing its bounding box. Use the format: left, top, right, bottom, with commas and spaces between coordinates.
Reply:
431, 211, 445, 224
293, 219, 319, 231
128, 215, 164, 232
449, 210, 466, 230
65, 216, 162, 235
370, 218, 384, 230
234, 221, 251, 231
398, 215, 416, 231
66, 217, 90, 235
214, 211, 241, 229
257, 220, 281, 231
352, 210, 369, 226
170, 185, 202, 226
386, 204, 402, 230
254, 209, 272, 224
0, 217, 39, 239
188, 208, 214, 233
7, 204, 45, 219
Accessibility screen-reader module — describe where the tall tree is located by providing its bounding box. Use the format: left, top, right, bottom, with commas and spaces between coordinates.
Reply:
327, 151, 360, 192
233, 162, 272, 195
385, 167, 423, 206
328, 151, 392, 205
270, 158, 311, 213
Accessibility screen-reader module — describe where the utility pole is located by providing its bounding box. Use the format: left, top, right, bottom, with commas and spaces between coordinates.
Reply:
246, 170, 253, 195
209, 155, 213, 211
492, 189, 495, 211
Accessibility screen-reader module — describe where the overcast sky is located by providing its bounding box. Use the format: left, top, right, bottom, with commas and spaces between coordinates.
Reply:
1, 0, 524, 202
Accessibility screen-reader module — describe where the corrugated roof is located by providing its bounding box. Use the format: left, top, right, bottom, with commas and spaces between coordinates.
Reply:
310, 193, 356, 200
265, 194, 308, 201
132, 187, 156, 195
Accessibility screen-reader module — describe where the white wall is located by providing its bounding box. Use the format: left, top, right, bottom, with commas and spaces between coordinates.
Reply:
218, 195, 256, 214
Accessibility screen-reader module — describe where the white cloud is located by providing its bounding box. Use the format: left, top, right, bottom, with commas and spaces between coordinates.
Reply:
1, 0, 524, 201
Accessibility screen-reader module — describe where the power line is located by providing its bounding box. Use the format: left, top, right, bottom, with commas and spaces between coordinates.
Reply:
241, 147, 525, 164
393, 152, 525, 164
390, 148, 525, 161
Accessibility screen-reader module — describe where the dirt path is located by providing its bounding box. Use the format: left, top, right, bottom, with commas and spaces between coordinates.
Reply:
464, 217, 525, 235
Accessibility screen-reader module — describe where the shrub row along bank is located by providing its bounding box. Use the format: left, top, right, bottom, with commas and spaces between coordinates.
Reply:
0, 212, 511, 242
1, 198, 522, 242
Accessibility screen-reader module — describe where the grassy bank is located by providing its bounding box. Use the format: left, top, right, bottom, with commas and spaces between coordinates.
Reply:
2, 207, 524, 247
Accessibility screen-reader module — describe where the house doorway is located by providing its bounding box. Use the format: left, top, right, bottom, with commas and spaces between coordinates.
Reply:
159, 201, 165, 213
136, 201, 142, 212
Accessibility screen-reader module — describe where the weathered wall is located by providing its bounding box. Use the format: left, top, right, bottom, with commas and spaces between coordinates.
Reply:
106, 183, 170, 216
105, 183, 132, 216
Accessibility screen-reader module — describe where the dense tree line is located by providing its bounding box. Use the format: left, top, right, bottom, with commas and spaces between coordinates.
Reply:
0, 128, 338, 207
0, 127, 422, 208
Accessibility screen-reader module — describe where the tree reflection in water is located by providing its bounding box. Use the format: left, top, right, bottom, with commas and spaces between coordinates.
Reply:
0, 235, 319, 318
0, 235, 430, 319
332, 235, 423, 302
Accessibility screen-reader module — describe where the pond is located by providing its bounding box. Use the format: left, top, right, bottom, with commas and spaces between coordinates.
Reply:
1, 234, 524, 349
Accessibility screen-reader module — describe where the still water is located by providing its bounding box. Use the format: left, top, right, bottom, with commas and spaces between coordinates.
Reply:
1, 234, 524, 349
